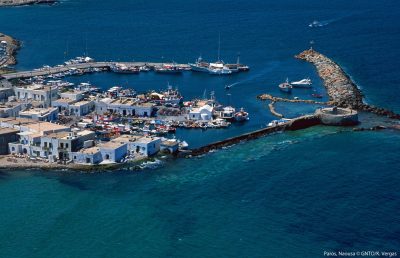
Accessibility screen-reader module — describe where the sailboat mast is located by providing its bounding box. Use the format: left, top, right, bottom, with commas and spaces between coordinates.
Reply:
217, 33, 221, 62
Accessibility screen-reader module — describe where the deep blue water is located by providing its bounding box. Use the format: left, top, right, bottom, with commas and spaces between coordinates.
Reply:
0, 0, 399, 257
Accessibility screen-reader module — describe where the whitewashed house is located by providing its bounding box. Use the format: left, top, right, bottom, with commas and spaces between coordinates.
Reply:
188, 104, 213, 121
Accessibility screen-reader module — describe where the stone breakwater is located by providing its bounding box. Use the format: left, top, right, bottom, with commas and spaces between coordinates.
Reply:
295, 49, 400, 119
186, 115, 321, 157
0, 0, 55, 6
257, 93, 329, 105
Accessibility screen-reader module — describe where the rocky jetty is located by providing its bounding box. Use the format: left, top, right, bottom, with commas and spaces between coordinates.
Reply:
295, 49, 363, 108
257, 93, 329, 105
295, 49, 400, 119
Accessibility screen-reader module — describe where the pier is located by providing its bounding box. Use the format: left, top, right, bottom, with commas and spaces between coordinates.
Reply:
268, 102, 283, 118
1, 62, 191, 80
186, 115, 321, 157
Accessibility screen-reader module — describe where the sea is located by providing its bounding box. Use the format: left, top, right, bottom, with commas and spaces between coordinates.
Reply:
0, 0, 399, 257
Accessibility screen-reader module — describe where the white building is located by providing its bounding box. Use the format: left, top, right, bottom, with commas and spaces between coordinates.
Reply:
52, 98, 76, 113
188, 104, 213, 121
0, 98, 30, 118
71, 147, 102, 165
8, 121, 70, 159
19, 107, 58, 122
60, 90, 85, 101
68, 100, 95, 116
95, 97, 154, 117
99, 140, 128, 163
14, 84, 58, 108
117, 135, 161, 156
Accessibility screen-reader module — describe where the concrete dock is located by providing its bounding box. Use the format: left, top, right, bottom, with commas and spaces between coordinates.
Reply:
1, 62, 191, 80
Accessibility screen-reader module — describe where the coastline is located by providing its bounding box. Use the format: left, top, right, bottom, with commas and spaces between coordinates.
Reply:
0, 0, 55, 7
0, 154, 155, 172
0, 32, 20, 73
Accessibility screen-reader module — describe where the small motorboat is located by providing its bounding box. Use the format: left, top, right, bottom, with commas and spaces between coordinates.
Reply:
291, 78, 312, 88
234, 108, 249, 122
309, 20, 324, 28
311, 93, 323, 98
279, 78, 292, 93
267, 118, 292, 127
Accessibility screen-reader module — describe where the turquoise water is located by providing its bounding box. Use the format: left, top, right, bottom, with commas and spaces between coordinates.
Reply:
0, 0, 400, 257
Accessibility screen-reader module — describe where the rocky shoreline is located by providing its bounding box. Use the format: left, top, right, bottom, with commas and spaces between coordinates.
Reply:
0, 32, 20, 72
0, 0, 55, 7
0, 154, 155, 172
295, 49, 400, 119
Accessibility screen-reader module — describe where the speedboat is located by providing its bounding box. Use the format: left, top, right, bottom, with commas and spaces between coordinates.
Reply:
311, 93, 323, 98
279, 78, 293, 93
267, 118, 292, 127
291, 78, 312, 88
309, 20, 324, 28
234, 108, 249, 122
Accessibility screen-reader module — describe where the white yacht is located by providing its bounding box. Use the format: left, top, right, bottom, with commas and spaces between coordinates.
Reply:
291, 78, 312, 88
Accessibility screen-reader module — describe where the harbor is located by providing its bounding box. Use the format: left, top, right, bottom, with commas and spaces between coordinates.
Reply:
0, 27, 398, 170
0, 45, 399, 170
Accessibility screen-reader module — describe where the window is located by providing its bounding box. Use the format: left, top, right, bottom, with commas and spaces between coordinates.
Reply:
60, 143, 64, 148
74, 156, 77, 160
66, 143, 69, 148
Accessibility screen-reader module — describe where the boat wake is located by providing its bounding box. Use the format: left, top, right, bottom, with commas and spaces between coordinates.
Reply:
225, 62, 279, 89
309, 11, 366, 28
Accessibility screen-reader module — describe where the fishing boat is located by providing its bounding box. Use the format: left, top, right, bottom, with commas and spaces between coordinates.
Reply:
291, 78, 312, 88
279, 78, 293, 93
267, 118, 292, 127
234, 108, 249, 122
111, 63, 140, 74
189, 56, 210, 72
219, 106, 236, 121
154, 64, 183, 74
162, 84, 183, 105
208, 62, 232, 75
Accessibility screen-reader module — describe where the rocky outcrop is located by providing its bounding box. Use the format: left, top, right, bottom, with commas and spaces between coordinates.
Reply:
0, 32, 20, 70
0, 0, 55, 7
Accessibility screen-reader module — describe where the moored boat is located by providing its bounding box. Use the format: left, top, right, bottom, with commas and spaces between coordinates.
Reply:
279, 78, 293, 93
154, 63, 183, 74
234, 108, 249, 122
291, 78, 312, 88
